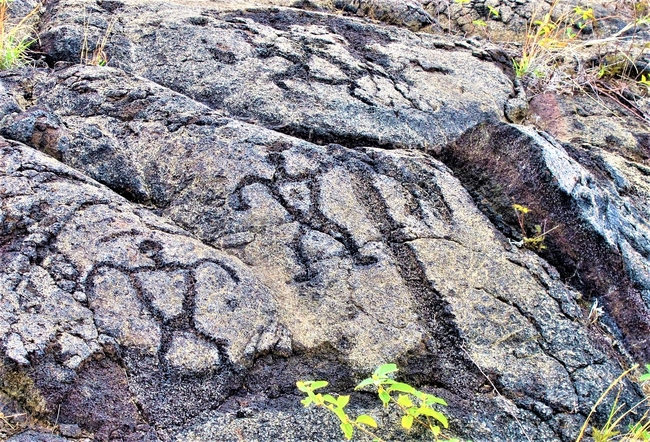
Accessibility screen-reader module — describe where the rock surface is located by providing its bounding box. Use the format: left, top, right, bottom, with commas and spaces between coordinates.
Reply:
40, 0, 511, 151
0, 0, 648, 441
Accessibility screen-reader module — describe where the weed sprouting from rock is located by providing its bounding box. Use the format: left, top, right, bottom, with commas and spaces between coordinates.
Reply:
0, 0, 38, 69
511, 203, 559, 250
298, 363, 459, 441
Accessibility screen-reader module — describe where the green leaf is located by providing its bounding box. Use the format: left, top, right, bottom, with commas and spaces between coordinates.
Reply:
417, 407, 449, 428
300, 397, 313, 407
401, 415, 414, 430
379, 390, 391, 407
356, 414, 378, 428
340, 422, 354, 440
374, 363, 398, 377
331, 405, 347, 422
397, 394, 413, 408
423, 394, 448, 406
387, 382, 416, 394
640, 364, 650, 381
512, 204, 529, 214
310, 381, 329, 390
337, 395, 350, 408
355, 378, 376, 389
323, 394, 338, 405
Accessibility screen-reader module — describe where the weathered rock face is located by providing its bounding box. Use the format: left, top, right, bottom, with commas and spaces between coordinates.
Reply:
0, 0, 648, 441
40, 0, 511, 151
441, 121, 650, 362
0, 65, 638, 440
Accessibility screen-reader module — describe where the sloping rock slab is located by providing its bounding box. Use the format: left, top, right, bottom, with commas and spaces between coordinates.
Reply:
0, 65, 641, 441
0, 136, 280, 439
39, 0, 511, 151
441, 122, 650, 362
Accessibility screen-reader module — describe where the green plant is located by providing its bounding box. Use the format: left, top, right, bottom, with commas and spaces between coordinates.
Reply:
511, 204, 558, 250
356, 364, 455, 440
297, 380, 382, 441
486, 5, 499, 18
0, 0, 38, 70
640, 74, 650, 89
511, 0, 596, 78
641, 364, 650, 382
298, 364, 459, 441
627, 419, 650, 441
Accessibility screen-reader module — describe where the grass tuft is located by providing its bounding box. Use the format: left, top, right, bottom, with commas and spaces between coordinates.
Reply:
0, 0, 39, 70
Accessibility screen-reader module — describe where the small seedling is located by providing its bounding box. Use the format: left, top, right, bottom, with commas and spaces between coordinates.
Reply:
356, 364, 457, 441
574, 6, 594, 20
298, 364, 459, 441
511, 204, 558, 250
487, 5, 499, 18
640, 74, 650, 89
297, 380, 382, 441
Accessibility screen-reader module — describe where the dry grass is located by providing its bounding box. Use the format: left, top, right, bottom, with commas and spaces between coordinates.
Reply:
0, 0, 40, 69
504, 0, 650, 123
80, 16, 116, 66
575, 364, 650, 442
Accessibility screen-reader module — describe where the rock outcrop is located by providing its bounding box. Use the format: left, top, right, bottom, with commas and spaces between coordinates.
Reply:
0, 0, 648, 441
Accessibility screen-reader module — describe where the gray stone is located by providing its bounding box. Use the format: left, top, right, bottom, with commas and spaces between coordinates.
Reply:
7, 431, 73, 442
164, 332, 220, 371
0, 0, 646, 439
135, 270, 188, 320
39, 0, 511, 152
58, 424, 82, 438
442, 122, 650, 362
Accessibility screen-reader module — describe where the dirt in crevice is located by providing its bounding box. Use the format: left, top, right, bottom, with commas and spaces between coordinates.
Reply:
438, 121, 650, 363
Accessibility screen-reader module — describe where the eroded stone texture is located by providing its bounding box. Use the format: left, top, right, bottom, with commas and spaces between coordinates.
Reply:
0, 0, 646, 439
441, 122, 650, 362
164, 332, 220, 371
89, 266, 162, 355
135, 269, 187, 320
0, 137, 283, 438
0, 63, 641, 441
39, 0, 511, 152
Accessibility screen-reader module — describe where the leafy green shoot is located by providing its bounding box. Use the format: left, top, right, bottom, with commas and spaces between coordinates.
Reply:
297, 380, 382, 441
355, 364, 457, 441
298, 364, 459, 441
